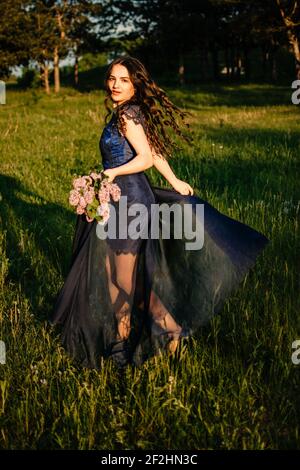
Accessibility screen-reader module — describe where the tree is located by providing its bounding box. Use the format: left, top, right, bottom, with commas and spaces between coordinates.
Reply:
30, 1, 103, 93
276, 0, 300, 78
29, 1, 58, 94
65, 0, 105, 87
0, 0, 33, 79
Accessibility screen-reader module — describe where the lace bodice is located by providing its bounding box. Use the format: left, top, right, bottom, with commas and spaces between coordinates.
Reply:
99, 102, 147, 170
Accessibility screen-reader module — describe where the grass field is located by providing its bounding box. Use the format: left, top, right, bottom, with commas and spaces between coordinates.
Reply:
0, 83, 299, 449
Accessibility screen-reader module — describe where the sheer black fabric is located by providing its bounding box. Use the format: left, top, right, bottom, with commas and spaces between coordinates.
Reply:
50, 103, 269, 369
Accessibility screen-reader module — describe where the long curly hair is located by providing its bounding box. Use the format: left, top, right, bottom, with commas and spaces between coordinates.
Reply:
103, 55, 193, 159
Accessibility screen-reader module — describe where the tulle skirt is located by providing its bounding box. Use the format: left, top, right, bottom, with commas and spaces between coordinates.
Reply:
50, 172, 269, 369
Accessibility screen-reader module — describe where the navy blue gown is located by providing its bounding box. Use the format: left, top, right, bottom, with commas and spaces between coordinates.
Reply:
50, 102, 269, 369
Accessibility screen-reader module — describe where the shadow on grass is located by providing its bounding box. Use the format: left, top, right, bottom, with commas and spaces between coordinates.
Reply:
0, 174, 75, 320
170, 126, 300, 203
170, 83, 294, 108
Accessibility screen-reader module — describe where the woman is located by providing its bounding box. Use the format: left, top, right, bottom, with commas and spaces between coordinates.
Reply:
50, 56, 269, 371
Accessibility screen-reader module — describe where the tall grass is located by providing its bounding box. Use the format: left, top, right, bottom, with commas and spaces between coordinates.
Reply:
0, 84, 299, 449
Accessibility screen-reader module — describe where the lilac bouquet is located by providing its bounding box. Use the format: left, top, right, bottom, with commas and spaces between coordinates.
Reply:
69, 170, 121, 224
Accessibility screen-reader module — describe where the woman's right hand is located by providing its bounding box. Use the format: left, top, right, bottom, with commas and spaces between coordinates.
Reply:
102, 168, 117, 183
171, 178, 194, 196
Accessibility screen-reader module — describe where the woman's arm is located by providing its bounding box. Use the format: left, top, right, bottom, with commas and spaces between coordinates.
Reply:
103, 110, 193, 195
152, 152, 194, 196
152, 153, 177, 186
103, 114, 153, 180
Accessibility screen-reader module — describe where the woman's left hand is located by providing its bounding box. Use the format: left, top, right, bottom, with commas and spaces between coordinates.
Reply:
102, 169, 116, 183
172, 178, 194, 196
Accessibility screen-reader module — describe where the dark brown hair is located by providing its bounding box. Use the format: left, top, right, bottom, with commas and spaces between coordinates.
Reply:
103, 55, 193, 159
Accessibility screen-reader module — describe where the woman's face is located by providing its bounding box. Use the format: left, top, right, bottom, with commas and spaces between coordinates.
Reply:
107, 64, 135, 106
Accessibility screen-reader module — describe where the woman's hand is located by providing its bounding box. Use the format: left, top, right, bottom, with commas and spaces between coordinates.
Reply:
102, 168, 117, 183
171, 178, 194, 196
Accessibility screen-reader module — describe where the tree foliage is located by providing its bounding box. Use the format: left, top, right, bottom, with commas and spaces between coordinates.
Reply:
1, 0, 299, 84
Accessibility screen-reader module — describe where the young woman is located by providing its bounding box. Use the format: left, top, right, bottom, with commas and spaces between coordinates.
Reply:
50, 56, 269, 371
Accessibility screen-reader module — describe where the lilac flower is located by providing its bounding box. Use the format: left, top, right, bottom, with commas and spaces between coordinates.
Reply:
76, 205, 85, 215
84, 187, 95, 204
109, 183, 121, 202
79, 196, 87, 208
73, 176, 86, 190
97, 202, 110, 225
69, 189, 80, 206
69, 169, 121, 223
98, 188, 110, 204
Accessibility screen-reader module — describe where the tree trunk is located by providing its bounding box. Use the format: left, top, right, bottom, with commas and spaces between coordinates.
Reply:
199, 48, 208, 81
178, 51, 185, 86
286, 29, 300, 79
270, 48, 278, 82
211, 46, 219, 81
244, 46, 250, 80
54, 46, 60, 93
236, 52, 242, 79
271, 58, 277, 81
276, 0, 300, 79
230, 47, 235, 79
225, 47, 230, 78
54, 9, 66, 91
74, 55, 79, 85
40, 64, 50, 94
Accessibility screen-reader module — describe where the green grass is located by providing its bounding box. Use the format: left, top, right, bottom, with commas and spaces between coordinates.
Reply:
0, 83, 299, 449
